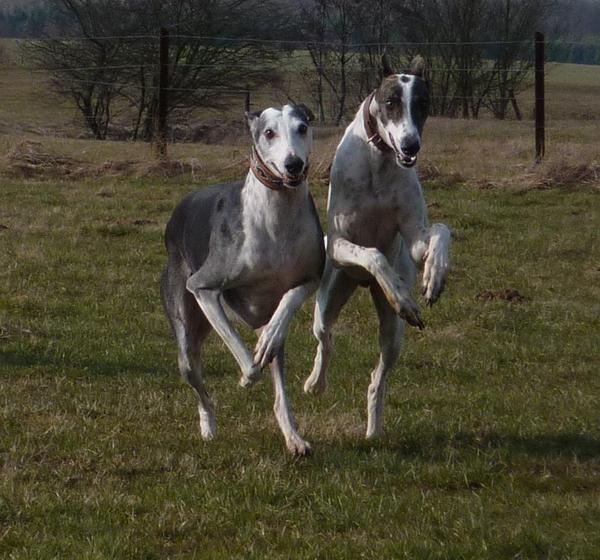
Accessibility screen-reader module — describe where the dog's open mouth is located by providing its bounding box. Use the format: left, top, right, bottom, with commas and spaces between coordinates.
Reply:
283, 173, 304, 187
396, 153, 417, 168
388, 135, 418, 169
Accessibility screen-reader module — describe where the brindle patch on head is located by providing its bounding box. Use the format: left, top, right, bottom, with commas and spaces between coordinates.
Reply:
410, 77, 430, 134
375, 76, 404, 125
288, 104, 313, 125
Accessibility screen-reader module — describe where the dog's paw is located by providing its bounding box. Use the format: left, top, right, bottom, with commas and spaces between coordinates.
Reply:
368, 251, 423, 328
422, 224, 451, 305
199, 412, 217, 440
365, 423, 384, 440
253, 320, 286, 368
422, 246, 449, 306
239, 364, 262, 388
383, 277, 424, 329
286, 435, 313, 457
303, 368, 327, 396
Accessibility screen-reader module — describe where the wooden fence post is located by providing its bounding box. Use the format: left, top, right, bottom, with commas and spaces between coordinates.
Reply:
155, 27, 170, 160
535, 31, 545, 163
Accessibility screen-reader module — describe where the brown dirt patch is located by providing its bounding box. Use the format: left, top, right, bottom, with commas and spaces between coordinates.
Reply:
5, 140, 80, 178
3, 140, 206, 180
531, 161, 600, 190
0, 324, 34, 340
476, 289, 526, 303
419, 162, 443, 181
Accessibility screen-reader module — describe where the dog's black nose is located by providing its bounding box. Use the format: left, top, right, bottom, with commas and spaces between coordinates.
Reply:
284, 155, 304, 175
400, 137, 421, 157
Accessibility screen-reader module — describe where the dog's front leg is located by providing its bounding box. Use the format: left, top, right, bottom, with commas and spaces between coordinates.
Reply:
186, 279, 261, 387
403, 224, 451, 306
270, 346, 312, 456
330, 238, 423, 328
254, 279, 320, 368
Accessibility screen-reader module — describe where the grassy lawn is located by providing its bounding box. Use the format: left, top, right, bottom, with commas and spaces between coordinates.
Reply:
1, 39, 600, 559
1, 170, 599, 558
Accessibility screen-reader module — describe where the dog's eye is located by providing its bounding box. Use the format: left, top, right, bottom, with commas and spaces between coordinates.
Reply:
264, 129, 275, 140
298, 123, 308, 135
385, 99, 394, 107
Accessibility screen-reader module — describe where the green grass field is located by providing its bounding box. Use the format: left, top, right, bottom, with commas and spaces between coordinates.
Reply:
1, 42, 600, 558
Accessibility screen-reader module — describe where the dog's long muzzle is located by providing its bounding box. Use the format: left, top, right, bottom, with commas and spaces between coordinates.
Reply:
283, 156, 308, 187
251, 148, 309, 190
388, 135, 419, 168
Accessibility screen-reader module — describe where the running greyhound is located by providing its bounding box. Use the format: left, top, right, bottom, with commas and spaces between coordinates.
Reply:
304, 56, 451, 439
161, 104, 325, 456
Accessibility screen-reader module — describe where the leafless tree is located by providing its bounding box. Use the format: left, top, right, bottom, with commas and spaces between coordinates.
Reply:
299, 0, 359, 124
22, 0, 134, 139
479, 0, 556, 119
401, 0, 555, 119
121, 0, 286, 140
23, 0, 285, 140
352, 0, 410, 100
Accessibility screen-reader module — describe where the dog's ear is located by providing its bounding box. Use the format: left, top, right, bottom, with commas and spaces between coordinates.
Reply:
382, 53, 396, 77
408, 55, 427, 78
295, 103, 315, 124
245, 110, 262, 133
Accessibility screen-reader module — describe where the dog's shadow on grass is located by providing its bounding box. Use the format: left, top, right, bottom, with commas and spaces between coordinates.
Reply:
0, 344, 208, 381
0, 346, 159, 377
312, 430, 600, 463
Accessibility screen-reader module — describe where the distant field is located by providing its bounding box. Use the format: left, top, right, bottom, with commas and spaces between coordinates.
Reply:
546, 61, 600, 87
2, 38, 600, 139
1, 35, 600, 559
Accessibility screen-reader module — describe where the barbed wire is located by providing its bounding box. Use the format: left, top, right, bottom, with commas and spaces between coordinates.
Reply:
4, 76, 559, 102
18, 34, 157, 42
18, 65, 534, 75
16, 33, 600, 48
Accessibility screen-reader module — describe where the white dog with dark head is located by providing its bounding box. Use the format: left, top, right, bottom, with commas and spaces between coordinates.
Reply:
161, 104, 324, 455
304, 57, 451, 438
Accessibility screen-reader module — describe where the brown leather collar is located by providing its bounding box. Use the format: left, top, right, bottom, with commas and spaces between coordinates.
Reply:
250, 147, 308, 191
363, 90, 394, 154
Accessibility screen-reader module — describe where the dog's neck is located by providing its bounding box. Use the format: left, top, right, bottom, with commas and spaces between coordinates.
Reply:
243, 170, 308, 236
362, 91, 394, 155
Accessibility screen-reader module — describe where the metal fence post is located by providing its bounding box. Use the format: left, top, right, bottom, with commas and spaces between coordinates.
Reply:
535, 31, 545, 163
155, 27, 169, 160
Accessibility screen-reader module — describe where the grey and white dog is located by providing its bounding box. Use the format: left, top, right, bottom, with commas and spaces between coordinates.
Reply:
304, 57, 451, 438
161, 104, 325, 456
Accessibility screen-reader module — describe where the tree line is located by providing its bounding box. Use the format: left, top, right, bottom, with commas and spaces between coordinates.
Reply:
21, 0, 560, 140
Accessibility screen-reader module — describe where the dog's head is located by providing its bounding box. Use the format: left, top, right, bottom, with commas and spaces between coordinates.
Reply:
246, 104, 314, 188
374, 55, 430, 169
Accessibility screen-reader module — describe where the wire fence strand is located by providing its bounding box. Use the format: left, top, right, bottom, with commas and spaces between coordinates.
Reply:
17, 33, 599, 48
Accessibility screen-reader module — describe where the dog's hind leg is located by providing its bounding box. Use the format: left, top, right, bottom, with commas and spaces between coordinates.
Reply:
366, 282, 404, 439
270, 346, 312, 456
304, 261, 357, 395
162, 267, 216, 440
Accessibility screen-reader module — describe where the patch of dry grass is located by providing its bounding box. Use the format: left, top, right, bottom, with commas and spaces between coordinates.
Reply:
3, 115, 598, 195
2, 40, 599, 192
1, 45, 600, 560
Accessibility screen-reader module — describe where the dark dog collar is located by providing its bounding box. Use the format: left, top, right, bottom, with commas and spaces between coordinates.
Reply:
363, 91, 394, 154
250, 147, 309, 191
